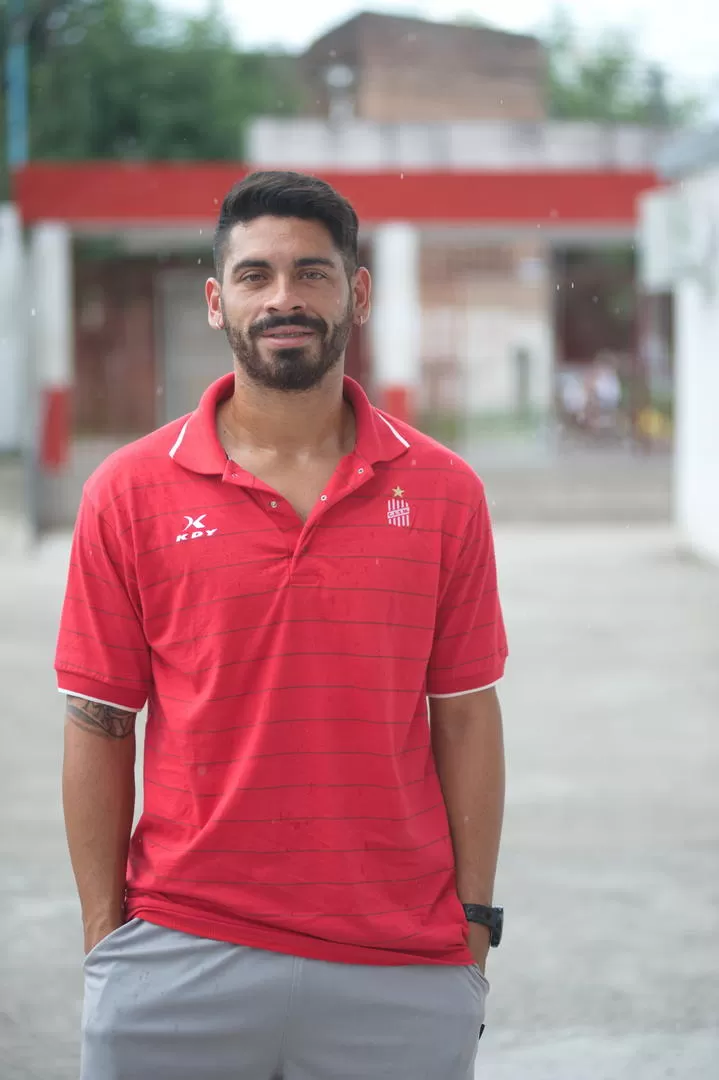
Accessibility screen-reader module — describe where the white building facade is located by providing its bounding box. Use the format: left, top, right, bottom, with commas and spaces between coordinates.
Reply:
639, 133, 719, 563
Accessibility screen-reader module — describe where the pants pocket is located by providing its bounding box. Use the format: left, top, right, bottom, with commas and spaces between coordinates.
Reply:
83, 917, 141, 967
467, 962, 490, 995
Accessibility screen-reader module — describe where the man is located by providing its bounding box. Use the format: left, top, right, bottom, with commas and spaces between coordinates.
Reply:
57, 170, 508, 1080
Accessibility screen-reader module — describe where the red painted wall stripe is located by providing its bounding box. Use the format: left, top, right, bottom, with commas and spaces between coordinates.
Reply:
39, 387, 71, 471
380, 386, 413, 426
13, 163, 659, 226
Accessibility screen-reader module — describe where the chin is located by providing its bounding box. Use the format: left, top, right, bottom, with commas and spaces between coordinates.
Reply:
271, 345, 313, 363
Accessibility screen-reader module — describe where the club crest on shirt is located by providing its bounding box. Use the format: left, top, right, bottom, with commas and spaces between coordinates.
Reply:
387, 487, 411, 528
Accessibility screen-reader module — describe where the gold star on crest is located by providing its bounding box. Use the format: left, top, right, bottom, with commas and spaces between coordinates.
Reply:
392, 486, 405, 497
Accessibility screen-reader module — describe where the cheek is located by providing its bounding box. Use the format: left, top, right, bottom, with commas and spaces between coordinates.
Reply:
325, 293, 352, 322
222, 300, 254, 331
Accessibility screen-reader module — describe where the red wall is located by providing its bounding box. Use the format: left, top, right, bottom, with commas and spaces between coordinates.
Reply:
15, 164, 659, 226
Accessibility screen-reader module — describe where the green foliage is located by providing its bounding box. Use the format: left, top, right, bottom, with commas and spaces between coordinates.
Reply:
0, 0, 299, 180
544, 7, 700, 124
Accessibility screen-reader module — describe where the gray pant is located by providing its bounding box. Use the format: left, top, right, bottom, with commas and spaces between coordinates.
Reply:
81, 918, 488, 1079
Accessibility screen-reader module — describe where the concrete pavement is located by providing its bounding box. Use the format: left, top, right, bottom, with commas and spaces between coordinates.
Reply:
1, 525, 717, 1078
1, 445, 672, 536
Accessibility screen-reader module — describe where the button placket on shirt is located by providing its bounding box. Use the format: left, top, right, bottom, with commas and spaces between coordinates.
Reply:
306, 460, 373, 525
222, 462, 302, 558
222, 457, 377, 574
264, 496, 304, 562
289, 459, 374, 577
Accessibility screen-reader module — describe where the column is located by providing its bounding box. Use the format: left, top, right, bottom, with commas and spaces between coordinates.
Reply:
0, 203, 24, 451
370, 222, 421, 425
30, 221, 73, 471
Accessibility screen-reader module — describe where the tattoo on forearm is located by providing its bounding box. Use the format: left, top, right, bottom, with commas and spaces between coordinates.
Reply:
67, 697, 136, 739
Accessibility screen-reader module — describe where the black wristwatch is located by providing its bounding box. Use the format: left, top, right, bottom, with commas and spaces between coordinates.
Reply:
463, 904, 504, 948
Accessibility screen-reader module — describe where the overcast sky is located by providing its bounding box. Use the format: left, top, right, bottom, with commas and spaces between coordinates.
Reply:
166, 0, 719, 97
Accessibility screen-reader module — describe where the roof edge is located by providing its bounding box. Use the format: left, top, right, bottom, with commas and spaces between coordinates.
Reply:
656, 128, 719, 180
302, 10, 540, 56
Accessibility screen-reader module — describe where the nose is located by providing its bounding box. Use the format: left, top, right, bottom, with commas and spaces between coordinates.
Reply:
264, 275, 305, 314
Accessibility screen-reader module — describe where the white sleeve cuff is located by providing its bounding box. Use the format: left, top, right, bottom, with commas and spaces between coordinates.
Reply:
427, 678, 502, 699
58, 687, 138, 713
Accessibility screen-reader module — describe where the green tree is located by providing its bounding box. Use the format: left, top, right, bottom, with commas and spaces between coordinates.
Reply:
1, 0, 299, 183
544, 7, 699, 124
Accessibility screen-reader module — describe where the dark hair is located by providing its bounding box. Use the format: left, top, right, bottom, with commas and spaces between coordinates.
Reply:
213, 170, 359, 279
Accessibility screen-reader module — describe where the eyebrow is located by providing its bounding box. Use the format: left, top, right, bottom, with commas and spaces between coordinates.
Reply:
295, 257, 336, 269
230, 256, 336, 275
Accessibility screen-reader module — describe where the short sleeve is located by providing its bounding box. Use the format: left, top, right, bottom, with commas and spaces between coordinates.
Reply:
427, 487, 508, 698
55, 490, 151, 711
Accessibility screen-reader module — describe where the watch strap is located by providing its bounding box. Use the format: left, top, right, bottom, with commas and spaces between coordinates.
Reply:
462, 903, 503, 947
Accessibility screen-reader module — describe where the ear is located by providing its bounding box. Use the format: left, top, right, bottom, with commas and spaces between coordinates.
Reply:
205, 277, 224, 330
352, 267, 371, 327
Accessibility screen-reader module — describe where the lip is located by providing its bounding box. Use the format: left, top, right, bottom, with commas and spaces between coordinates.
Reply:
261, 328, 316, 346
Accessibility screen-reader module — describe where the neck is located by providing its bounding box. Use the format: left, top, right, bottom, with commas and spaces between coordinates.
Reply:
219, 365, 352, 456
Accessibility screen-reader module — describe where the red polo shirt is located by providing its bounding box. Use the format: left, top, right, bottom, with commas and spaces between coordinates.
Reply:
56, 374, 508, 966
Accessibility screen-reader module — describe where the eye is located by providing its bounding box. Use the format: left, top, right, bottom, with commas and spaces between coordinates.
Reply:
239, 272, 266, 284
301, 270, 327, 280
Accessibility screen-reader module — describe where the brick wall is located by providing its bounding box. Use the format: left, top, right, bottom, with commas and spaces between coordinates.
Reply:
302, 12, 546, 123
420, 237, 548, 310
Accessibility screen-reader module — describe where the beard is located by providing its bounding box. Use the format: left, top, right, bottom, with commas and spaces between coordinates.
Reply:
222, 300, 354, 392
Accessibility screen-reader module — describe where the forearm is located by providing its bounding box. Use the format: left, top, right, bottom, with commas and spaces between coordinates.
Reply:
62, 697, 136, 946
430, 688, 505, 905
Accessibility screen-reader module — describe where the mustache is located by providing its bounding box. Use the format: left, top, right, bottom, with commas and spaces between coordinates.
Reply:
249, 313, 327, 338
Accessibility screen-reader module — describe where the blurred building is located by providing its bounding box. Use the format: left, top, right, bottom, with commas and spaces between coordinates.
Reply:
639, 131, 719, 563
1, 12, 669, 529
253, 12, 666, 437
0, 205, 24, 454
300, 12, 546, 124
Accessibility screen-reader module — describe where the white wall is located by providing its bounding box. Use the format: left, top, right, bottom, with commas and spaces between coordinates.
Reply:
671, 166, 719, 563
467, 308, 553, 414
157, 268, 232, 423
370, 223, 421, 401
249, 118, 671, 172
419, 305, 553, 415
0, 205, 25, 452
